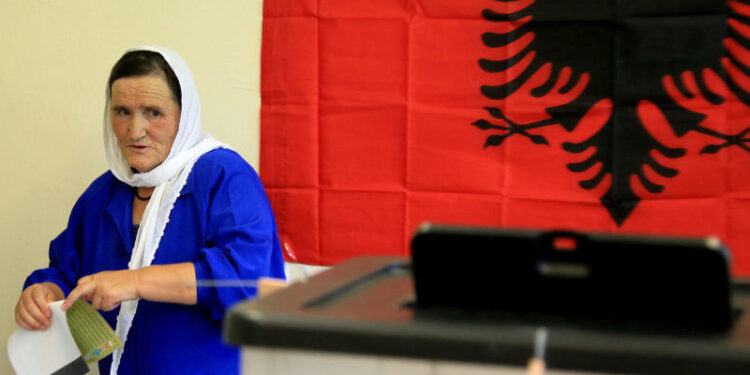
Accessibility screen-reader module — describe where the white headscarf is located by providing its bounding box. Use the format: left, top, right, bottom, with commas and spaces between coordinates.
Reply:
103, 46, 226, 375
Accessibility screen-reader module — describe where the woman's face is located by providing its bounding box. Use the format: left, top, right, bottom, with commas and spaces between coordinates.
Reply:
110, 74, 181, 173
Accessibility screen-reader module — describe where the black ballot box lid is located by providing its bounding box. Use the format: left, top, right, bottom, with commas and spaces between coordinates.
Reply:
410, 225, 734, 331
225, 256, 750, 375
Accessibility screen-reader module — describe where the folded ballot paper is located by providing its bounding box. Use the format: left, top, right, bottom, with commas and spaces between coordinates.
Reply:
7, 300, 122, 375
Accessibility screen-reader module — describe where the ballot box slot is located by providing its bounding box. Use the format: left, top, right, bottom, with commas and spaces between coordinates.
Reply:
303, 264, 411, 309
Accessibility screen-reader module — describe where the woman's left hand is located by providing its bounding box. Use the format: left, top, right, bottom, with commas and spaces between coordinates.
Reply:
62, 270, 141, 311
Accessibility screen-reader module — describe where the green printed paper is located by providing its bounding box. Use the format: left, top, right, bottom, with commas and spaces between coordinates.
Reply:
65, 301, 123, 363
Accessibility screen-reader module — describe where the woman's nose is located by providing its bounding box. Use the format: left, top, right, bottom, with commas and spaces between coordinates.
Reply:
127, 113, 148, 139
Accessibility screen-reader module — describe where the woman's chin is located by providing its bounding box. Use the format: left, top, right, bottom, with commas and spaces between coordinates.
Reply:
129, 162, 157, 174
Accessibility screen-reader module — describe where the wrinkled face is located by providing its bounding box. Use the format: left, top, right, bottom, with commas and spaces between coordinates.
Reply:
110, 74, 181, 173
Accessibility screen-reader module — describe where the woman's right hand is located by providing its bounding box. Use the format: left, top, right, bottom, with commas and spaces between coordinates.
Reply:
14, 282, 65, 331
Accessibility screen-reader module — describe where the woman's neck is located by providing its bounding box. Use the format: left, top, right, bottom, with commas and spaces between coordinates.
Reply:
135, 187, 155, 199
132, 187, 154, 225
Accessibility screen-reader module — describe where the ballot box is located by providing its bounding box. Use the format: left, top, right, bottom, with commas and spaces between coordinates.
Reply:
225, 256, 750, 375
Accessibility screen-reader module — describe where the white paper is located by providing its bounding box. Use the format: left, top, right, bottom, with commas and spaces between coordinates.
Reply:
7, 300, 85, 375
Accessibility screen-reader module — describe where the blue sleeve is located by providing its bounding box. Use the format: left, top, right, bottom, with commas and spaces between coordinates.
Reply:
192, 153, 285, 320
24, 197, 85, 296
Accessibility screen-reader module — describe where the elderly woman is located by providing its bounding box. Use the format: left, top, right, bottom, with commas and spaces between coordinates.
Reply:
14, 46, 285, 374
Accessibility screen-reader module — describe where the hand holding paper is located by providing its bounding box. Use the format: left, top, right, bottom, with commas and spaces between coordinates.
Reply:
15, 282, 64, 331
8, 300, 123, 375
62, 263, 199, 312
62, 269, 141, 312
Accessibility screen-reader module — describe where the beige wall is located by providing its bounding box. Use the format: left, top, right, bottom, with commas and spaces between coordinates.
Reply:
0, 1, 263, 373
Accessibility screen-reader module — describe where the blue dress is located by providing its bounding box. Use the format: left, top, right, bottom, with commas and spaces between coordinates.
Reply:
25, 148, 286, 375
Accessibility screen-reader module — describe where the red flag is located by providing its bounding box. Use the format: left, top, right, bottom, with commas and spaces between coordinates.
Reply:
261, 0, 750, 275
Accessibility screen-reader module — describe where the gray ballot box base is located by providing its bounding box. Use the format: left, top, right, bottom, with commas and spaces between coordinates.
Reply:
225, 256, 750, 375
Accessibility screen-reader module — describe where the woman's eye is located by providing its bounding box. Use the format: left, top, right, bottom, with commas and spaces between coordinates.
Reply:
116, 108, 130, 116
149, 110, 161, 118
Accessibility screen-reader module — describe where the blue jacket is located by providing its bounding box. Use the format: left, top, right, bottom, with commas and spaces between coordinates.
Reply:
25, 148, 285, 375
